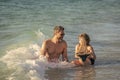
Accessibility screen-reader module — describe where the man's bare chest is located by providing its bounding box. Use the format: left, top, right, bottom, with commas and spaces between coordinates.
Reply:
47, 43, 64, 54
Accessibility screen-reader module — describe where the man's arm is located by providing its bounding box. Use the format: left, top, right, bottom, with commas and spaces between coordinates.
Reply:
40, 41, 47, 55
40, 40, 50, 60
62, 41, 69, 62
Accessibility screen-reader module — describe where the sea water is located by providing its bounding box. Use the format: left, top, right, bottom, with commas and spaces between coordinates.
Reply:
0, 0, 120, 80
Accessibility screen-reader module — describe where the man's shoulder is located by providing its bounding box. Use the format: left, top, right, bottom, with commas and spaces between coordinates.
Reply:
61, 40, 67, 44
45, 39, 51, 42
43, 39, 51, 44
61, 40, 67, 47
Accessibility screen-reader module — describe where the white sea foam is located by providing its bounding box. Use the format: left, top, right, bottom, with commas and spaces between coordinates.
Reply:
0, 43, 74, 80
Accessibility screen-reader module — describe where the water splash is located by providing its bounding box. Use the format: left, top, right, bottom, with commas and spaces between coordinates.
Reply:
0, 43, 74, 80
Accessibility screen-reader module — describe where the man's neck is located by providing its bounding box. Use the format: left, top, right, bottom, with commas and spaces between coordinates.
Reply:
51, 36, 61, 43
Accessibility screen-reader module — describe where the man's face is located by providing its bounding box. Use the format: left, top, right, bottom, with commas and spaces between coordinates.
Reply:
56, 31, 65, 40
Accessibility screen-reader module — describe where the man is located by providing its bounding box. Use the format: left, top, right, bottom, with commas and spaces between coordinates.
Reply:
40, 26, 69, 62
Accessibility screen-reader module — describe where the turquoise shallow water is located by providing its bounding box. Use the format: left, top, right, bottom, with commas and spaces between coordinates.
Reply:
0, 0, 120, 80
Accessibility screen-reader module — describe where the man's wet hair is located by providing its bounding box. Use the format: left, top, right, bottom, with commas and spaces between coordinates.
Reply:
54, 26, 64, 32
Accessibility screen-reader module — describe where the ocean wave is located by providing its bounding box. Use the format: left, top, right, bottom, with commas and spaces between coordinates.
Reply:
0, 43, 74, 80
